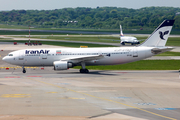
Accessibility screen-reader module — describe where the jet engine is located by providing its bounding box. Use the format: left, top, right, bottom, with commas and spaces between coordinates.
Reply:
53, 61, 73, 70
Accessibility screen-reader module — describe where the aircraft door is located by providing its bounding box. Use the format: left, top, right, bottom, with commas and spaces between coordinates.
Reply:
40, 53, 47, 66
19, 51, 25, 64
41, 54, 47, 59
19, 51, 24, 60
98, 50, 102, 55
133, 48, 138, 57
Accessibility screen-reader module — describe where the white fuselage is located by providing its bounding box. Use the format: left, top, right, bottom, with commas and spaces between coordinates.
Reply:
3, 47, 154, 67
120, 36, 139, 44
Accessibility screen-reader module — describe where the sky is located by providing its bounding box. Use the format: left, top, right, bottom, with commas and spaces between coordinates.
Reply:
0, 0, 179, 11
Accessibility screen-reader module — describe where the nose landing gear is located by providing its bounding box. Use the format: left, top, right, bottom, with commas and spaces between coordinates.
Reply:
22, 66, 26, 73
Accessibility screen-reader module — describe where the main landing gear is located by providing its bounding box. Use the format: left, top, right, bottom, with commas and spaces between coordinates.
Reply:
80, 62, 89, 73
80, 69, 89, 73
22, 66, 26, 73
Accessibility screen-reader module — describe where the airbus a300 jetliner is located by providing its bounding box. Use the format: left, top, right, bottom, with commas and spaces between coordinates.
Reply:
3, 20, 175, 73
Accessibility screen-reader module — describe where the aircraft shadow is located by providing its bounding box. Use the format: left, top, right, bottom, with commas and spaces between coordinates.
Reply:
55, 70, 116, 76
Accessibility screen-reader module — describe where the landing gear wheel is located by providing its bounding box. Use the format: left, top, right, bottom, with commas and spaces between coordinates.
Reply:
22, 67, 26, 73
84, 69, 89, 73
23, 69, 26, 73
80, 69, 84, 73
80, 69, 89, 73
121, 42, 125, 45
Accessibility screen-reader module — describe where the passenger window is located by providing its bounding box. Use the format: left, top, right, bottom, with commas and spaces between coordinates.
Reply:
9, 54, 13, 56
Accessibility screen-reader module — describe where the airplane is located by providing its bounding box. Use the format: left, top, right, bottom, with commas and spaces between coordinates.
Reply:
120, 25, 140, 45
2, 20, 175, 73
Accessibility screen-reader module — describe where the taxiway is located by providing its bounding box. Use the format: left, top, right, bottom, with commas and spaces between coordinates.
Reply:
0, 67, 180, 120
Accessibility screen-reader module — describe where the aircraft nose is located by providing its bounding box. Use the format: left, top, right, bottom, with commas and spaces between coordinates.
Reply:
2, 56, 6, 61
2, 56, 10, 63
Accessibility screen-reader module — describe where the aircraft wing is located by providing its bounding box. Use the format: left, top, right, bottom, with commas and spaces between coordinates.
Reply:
60, 54, 104, 63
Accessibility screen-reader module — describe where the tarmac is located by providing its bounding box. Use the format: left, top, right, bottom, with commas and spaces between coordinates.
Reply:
0, 43, 180, 120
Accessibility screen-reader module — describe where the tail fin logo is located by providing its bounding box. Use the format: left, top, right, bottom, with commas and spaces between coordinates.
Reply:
159, 31, 169, 40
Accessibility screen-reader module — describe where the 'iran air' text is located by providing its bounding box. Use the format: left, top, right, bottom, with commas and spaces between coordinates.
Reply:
25, 50, 50, 54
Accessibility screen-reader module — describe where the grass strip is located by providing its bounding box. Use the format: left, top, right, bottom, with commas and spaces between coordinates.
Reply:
30, 36, 120, 43
74, 60, 180, 70
156, 51, 180, 56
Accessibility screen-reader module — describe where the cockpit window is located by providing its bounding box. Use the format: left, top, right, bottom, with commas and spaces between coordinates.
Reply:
8, 54, 13, 56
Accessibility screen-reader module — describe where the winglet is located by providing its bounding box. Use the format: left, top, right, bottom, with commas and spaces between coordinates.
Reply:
139, 20, 175, 47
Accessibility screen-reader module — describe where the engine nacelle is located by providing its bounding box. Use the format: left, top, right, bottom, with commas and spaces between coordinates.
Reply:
53, 61, 73, 70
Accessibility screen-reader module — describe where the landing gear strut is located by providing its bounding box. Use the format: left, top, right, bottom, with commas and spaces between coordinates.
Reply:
80, 62, 89, 73
22, 66, 26, 73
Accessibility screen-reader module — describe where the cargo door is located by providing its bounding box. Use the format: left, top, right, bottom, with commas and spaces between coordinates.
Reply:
133, 48, 138, 57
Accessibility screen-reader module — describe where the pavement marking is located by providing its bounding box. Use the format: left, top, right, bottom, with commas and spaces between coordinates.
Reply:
0, 66, 39, 69
59, 97, 85, 100
134, 103, 156, 106
69, 97, 85, 100
0, 115, 13, 118
5, 76, 20, 78
27, 76, 42, 77
77, 90, 117, 92
56, 83, 70, 85
112, 97, 131, 99
155, 108, 177, 110
0, 45, 8, 51
1, 94, 31, 98
47, 92, 58, 94
27, 77, 177, 120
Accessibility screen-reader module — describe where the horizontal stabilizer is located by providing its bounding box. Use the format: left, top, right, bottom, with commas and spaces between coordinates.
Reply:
151, 47, 174, 54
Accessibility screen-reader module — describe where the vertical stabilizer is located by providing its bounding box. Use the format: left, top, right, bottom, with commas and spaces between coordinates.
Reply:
120, 25, 123, 36
140, 20, 175, 47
